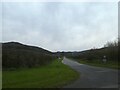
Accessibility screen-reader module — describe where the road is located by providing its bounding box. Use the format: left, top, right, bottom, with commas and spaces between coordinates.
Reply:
62, 57, 119, 88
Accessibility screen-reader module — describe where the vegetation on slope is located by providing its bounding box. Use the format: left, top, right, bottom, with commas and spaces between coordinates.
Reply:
2, 42, 56, 69
64, 40, 119, 69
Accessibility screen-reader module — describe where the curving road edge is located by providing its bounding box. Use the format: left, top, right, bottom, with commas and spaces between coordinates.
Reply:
62, 57, 119, 88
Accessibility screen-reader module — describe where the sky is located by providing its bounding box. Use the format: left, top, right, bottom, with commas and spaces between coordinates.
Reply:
1, 1, 118, 52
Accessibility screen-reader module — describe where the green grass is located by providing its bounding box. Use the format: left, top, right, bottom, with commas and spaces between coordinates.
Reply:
2, 59, 79, 88
76, 59, 119, 69
0, 71, 2, 89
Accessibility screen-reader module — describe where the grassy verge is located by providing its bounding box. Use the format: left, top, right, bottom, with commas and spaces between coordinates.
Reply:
0, 71, 2, 89
2, 59, 79, 88
76, 59, 120, 69
68, 57, 119, 69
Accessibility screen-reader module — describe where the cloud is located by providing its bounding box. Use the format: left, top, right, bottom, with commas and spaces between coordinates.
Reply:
1, 2, 118, 52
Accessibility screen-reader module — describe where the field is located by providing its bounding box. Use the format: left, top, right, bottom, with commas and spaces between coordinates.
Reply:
2, 59, 79, 88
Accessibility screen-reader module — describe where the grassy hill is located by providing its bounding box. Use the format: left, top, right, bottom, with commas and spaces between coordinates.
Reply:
2, 42, 56, 69
2, 42, 52, 55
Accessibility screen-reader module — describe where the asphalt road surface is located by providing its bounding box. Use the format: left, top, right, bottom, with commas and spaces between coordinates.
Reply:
62, 57, 119, 88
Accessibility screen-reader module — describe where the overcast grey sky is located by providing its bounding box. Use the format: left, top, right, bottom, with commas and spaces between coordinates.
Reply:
1, 2, 118, 52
